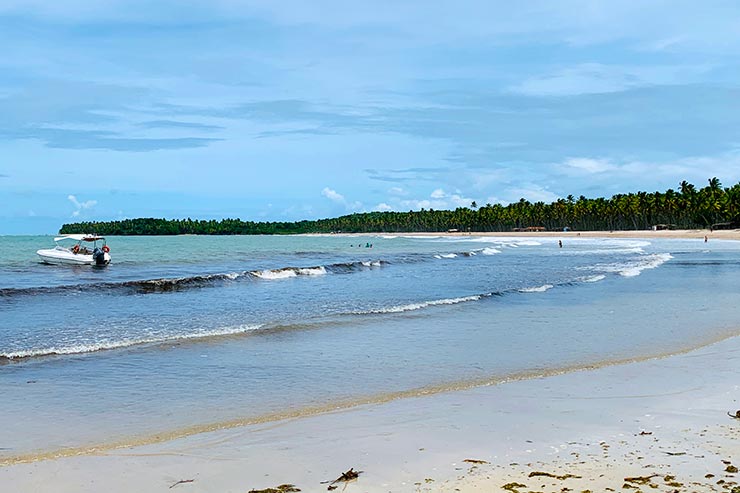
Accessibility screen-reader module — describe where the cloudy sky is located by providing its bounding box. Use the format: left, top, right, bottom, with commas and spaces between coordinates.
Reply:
2, 1, 740, 233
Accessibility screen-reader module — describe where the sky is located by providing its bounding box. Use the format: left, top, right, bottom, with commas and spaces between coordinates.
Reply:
2, 1, 740, 233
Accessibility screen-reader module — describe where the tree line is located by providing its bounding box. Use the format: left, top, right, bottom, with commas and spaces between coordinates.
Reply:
60, 178, 740, 235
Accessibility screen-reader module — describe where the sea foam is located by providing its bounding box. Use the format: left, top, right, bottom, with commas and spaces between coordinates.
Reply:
518, 284, 554, 293
252, 266, 327, 279
358, 295, 483, 314
596, 253, 673, 277
0, 324, 263, 360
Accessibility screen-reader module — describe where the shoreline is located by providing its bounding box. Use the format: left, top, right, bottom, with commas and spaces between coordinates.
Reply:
3, 323, 739, 468
325, 228, 740, 241
2, 334, 738, 492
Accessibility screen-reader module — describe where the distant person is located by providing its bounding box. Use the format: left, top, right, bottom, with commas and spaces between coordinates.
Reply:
558, 240, 563, 248
704, 235, 708, 243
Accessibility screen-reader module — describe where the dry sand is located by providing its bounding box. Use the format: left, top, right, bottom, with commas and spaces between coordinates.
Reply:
1, 333, 739, 492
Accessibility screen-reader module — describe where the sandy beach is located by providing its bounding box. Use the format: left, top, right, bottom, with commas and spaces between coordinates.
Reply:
2, 231, 739, 493
359, 228, 740, 241
2, 330, 738, 492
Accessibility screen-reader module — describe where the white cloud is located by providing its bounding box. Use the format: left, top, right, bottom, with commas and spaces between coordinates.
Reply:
554, 152, 740, 187
430, 188, 446, 199
320, 187, 364, 213
397, 188, 477, 211
321, 187, 345, 203
563, 157, 614, 174
374, 203, 393, 212
387, 187, 406, 196
67, 194, 97, 217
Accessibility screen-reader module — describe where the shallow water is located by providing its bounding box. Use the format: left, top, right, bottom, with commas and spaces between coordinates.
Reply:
1, 234, 739, 460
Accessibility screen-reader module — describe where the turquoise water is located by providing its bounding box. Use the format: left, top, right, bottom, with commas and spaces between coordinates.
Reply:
1, 234, 739, 459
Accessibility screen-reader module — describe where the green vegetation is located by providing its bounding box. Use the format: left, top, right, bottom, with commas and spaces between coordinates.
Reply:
60, 178, 740, 235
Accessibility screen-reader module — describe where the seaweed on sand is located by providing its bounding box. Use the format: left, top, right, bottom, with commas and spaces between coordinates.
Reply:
248, 485, 300, 493
623, 473, 659, 485
501, 482, 527, 492
528, 471, 581, 480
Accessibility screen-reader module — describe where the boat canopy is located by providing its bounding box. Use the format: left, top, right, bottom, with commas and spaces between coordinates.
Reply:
54, 234, 105, 242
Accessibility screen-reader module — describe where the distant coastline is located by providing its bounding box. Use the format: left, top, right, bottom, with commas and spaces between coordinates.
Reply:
340, 229, 740, 240
59, 179, 740, 236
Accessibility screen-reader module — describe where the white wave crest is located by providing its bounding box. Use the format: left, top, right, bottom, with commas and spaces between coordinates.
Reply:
580, 274, 606, 283
480, 247, 501, 255
434, 253, 458, 259
362, 295, 482, 314
253, 268, 297, 279
296, 266, 327, 276
361, 260, 382, 267
599, 253, 673, 277
253, 266, 326, 279
518, 284, 553, 293
1, 324, 263, 360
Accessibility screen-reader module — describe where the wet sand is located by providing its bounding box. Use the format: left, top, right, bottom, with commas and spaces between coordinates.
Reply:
1, 333, 738, 492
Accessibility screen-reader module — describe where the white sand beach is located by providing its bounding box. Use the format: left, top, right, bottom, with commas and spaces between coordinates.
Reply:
353, 229, 740, 241
2, 332, 738, 492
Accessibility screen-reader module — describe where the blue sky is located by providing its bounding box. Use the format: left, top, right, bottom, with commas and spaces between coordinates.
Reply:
2, 1, 740, 233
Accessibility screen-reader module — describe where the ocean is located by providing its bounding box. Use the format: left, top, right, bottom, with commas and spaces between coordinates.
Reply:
1, 234, 739, 463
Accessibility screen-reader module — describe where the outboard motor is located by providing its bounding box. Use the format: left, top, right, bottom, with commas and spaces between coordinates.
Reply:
93, 247, 108, 266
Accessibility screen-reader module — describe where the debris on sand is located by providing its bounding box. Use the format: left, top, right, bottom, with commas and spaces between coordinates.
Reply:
463, 459, 489, 465
502, 482, 527, 492
169, 479, 194, 489
248, 485, 300, 493
528, 471, 581, 480
624, 473, 659, 485
322, 468, 362, 490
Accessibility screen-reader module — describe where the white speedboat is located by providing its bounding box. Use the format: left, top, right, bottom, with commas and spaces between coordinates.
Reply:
37, 234, 112, 266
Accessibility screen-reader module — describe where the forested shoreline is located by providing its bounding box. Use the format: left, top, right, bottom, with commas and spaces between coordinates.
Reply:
60, 179, 740, 235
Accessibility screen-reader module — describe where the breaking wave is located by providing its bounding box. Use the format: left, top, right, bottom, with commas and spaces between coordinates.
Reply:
0, 324, 263, 361
518, 284, 554, 293
0, 260, 389, 297
596, 253, 673, 277
579, 274, 606, 283
252, 266, 327, 279
1, 269, 639, 363
479, 247, 501, 255
354, 294, 488, 314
